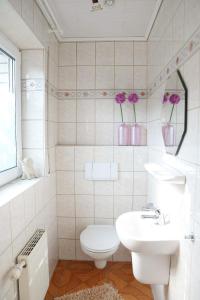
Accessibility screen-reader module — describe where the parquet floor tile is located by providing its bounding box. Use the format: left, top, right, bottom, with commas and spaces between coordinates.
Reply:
45, 260, 153, 300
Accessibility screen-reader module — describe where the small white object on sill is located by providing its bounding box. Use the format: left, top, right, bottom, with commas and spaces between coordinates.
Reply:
21, 158, 37, 180
144, 163, 186, 184
85, 162, 118, 181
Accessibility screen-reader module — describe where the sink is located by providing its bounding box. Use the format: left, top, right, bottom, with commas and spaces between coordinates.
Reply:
116, 211, 179, 255
115, 211, 180, 288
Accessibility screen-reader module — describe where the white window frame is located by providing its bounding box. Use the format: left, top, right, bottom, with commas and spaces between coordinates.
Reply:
0, 33, 21, 187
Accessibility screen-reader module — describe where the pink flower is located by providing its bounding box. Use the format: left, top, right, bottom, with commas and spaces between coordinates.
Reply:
115, 92, 126, 104
163, 93, 169, 103
169, 94, 180, 104
128, 93, 139, 103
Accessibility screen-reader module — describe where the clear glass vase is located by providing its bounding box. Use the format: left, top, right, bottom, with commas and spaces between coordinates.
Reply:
162, 123, 175, 146
118, 123, 130, 145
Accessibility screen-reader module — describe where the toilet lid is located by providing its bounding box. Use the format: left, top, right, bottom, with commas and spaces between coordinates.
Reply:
80, 225, 120, 253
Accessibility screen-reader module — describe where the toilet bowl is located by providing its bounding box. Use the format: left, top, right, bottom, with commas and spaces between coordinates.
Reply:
80, 225, 120, 269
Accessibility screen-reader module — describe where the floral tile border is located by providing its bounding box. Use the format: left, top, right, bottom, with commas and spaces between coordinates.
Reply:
149, 25, 200, 96
57, 89, 148, 100
21, 78, 44, 91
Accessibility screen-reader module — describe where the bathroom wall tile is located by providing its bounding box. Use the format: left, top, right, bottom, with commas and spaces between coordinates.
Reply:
58, 239, 76, 260
22, 91, 44, 120
0, 204, 11, 255
96, 99, 114, 123
94, 181, 114, 195
57, 217, 75, 239
75, 146, 94, 171
133, 172, 147, 195
115, 66, 133, 89
95, 218, 114, 225
114, 195, 133, 218
134, 66, 147, 89
77, 123, 95, 145
77, 66, 95, 89
77, 100, 95, 122
56, 146, 74, 171
22, 120, 44, 149
133, 195, 147, 211
58, 100, 76, 123
56, 171, 75, 195
94, 146, 114, 162
58, 66, 76, 89
75, 240, 91, 260
10, 195, 25, 240
115, 42, 133, 65
21, 50, 43, 79
75, 172, 94, 195
75, 218, 94, 239
95, 123, 114, 145
24, 188, 35, 226
134, 42, 147, 66
77, 42, 95, 65
133, 147, 148, 171
59, 43, 76, 66
96, 42, 114, 65
114, 146, 133, 171
96, 66, 114, 89
95, 196, 113, 218
57, 195, 75, 217
0, 246, 13, 297
58, 123, 76, 145
114, 172, 133, 195
75, 195, 94, 218
113, 244, 131, 262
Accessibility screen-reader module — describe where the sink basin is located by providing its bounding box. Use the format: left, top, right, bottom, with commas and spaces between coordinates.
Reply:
116, 211, 179, 255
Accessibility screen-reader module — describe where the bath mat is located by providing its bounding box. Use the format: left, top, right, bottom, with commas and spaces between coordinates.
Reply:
54, 283, 123, 300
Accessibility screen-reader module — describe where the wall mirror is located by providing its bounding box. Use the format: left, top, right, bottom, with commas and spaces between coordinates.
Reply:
161, 70, 187, 156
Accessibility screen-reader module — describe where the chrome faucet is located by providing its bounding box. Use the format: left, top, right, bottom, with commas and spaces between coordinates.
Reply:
141, 204, 170, 225
141, 208, 161, 219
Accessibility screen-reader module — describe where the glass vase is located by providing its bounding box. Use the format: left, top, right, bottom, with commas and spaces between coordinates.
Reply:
162, 123, 175, 146
118, 123, 130, 145
130, 123, 142, 146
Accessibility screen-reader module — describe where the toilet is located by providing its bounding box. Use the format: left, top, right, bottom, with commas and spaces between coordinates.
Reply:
80, 225, 120, 269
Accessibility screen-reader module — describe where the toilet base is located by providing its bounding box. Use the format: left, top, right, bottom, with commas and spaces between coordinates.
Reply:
94, 260, 107, 269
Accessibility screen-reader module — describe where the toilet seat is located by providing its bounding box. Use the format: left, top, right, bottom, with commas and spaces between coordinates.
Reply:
80, 225, 120, 253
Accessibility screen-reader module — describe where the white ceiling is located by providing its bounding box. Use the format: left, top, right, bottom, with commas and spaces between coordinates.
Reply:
38, 0, 163, 41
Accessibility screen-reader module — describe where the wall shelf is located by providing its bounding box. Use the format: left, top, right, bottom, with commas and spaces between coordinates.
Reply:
144, 163, 186, 184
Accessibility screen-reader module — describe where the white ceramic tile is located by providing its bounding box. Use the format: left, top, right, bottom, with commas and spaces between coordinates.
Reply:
22, 120, 44, 148
0, 246, 13, 297
114, 172, 133, 195
56, 171, 75, 195
133, 196, 147, 211
75, 240, 91, 261
57, 217, 75, 239
113, 244, 131, 262
134, 147, 148, 171
96, 42, 114, 65
96, 99, 114, 123
115, 66, 133, 89
95, 196, 113, 218
58, 66, 76, 89
115, 42, 133, 65
96, 66, 114, 89
77, 66, 95, 89
0, 204, 11, 255
24, 188, 35, 226
59, 43, 76, 66
75, 172, 94, 194
58, 100, 76, 123
21, 50, 43, 79
22, 91, 44, 120
77, 123, 95, 145
133, 172, 147, 195
10, 195, 25, 240
134, 42, 147, 66
94, 146, 113, 161
56, 146, 74, 171
134, 66, 147, 89
58, 123, 76, 145
114, 195, 132, 218
58, 239, 76, 260
77, 100, 95, 122
114, 146, 133, 171
57, 195, 75, 217
95, 218, 113, 225
77, 42, 95, 65
75, 195, 94, 218
75, 218, 94, 239
96, 123, 113, 145
75, 146, 94, 171
94, 181, 113, 195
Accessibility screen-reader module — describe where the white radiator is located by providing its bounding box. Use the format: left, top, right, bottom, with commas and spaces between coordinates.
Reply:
17, 229, 49, 300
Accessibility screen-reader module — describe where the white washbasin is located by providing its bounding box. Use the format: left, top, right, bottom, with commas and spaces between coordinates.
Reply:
116, 211, 180, 255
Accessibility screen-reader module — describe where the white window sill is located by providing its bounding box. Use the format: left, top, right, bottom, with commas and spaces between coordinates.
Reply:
0, 177, 42, 208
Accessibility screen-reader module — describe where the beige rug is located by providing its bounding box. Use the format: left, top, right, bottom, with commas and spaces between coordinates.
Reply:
54, 283, 123, 300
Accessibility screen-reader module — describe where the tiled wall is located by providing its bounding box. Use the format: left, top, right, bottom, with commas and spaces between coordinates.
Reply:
147, 0, 200, 299
56, 145, 147, 261
57, 41, 147, 145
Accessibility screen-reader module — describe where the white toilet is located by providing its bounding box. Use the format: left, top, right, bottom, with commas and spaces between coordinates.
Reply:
80, 225, 120, 269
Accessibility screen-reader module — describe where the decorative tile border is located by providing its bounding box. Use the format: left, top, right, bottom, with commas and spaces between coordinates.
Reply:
57, 89, 148, 100
21, 78, 44, 91
149, 25, 200, 96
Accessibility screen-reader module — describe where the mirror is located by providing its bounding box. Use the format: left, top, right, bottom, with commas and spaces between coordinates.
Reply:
161, 70, 187, 156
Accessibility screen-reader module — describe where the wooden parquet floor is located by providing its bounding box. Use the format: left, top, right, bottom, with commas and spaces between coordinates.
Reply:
45, 260, 153, 300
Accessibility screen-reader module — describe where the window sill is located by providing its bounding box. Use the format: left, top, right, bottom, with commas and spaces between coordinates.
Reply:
0, 177, 42, 208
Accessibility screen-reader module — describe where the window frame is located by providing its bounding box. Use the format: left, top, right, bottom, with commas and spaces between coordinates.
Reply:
0, 33, 21, 187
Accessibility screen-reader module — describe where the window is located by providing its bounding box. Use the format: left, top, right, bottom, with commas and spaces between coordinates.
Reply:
0, 33, 21, 186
